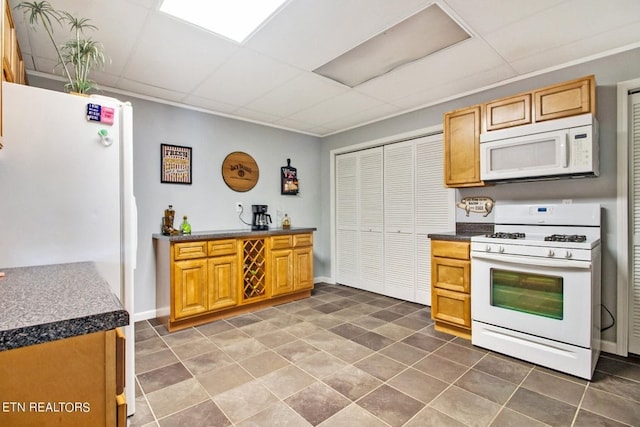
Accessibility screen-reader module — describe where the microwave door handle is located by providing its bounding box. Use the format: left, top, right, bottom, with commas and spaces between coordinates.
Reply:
560, 133, 569, 168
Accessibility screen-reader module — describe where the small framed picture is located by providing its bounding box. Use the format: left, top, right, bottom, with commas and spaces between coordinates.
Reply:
161, 144, 192, 185
281, 158, 299, 195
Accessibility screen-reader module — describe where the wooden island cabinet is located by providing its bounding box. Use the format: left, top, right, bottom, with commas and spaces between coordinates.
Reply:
154, 228, 315, 332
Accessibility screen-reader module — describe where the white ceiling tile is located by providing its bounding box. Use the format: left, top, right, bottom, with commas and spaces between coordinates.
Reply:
194, 49, 301, 106
181, 95, 238, 114
123, 13, 239, 93
444, 0, 569, 35
118, 78, 186, 102
320, 103, 402, 131
244, 73, 349, 118
484, 0, 640, 63
288, 91, 388, 125
509, 23, 640, 75
392, 63, 517, 109
233, 107, 284, 124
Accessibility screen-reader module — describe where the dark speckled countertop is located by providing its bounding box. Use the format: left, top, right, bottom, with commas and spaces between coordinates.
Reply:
0, 262, 129, 351
427, 222, 494, 242
153, 227, 317, 242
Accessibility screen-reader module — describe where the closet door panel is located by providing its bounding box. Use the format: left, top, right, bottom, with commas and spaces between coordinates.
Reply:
336, 153, 358, 287
384, 141, 415, 301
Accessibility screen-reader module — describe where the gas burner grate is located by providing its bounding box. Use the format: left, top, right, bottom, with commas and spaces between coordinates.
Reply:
485, 232, 526, 239
544, 234, 587, 242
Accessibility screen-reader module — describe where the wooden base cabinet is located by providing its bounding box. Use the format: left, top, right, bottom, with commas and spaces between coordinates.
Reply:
0, 329, 126, 427
431, 240, 471, 339
155, 232, 314, 331
271, 234, 314, 297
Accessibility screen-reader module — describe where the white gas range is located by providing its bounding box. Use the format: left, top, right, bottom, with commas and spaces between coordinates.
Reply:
470, 203, 602, 380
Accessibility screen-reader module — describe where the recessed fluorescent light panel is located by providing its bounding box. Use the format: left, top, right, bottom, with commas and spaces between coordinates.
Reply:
314, 4, 470, 87
159, 0, 288, 43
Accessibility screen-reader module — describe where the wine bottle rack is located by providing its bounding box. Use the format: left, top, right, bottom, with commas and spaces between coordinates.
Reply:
242, 239, 266, 300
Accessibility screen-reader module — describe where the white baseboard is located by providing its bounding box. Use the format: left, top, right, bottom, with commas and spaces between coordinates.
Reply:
134, 309, 157, 322
600, 339, 622, 356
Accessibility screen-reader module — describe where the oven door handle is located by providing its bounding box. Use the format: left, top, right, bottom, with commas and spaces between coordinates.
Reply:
471, 252, 592, 269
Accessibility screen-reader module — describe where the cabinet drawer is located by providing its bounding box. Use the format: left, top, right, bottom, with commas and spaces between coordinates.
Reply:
432, 288, 471, 328
432, 257, 470, 293
293, 233, 313, 247
271, 235, 293, 249
174, 241, 207, 260
431, 240, 469, 260
208, 239, 237, 257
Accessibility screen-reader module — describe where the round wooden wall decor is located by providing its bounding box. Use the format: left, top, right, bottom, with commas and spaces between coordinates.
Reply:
221, 151, 259, 192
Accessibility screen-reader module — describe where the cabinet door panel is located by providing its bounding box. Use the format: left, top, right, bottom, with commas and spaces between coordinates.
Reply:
173, 259, 207, 319
534, 76, 594, 121
294, 247, 313, 291
444, 105, 482, 187
271, 249, 294, 296
208, 255, 238, 311
484, 93, 531, 131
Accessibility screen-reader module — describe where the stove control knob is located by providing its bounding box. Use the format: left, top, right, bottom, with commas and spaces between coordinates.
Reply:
498, 246, 505, 253
564, 251, 573, 259
485, 245, 492, 252
547, 249, 555, 257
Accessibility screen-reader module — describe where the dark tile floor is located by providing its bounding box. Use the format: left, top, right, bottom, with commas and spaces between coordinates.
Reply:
130, 283, 640, 426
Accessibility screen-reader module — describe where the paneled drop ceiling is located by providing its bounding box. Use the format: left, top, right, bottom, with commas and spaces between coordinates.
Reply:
10, 0, 640, 136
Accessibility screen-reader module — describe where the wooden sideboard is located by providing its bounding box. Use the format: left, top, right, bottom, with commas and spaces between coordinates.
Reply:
154, 229, 315, 331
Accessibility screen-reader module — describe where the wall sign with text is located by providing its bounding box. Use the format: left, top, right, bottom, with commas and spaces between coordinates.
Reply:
161, 144, 192, 185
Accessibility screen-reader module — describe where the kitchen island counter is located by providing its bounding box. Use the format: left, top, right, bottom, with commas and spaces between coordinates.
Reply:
153, 226, 317, 242
0, 261, 129, 351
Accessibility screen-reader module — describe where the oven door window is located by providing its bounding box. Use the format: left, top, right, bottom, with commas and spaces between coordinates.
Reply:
490, 268, 563, 320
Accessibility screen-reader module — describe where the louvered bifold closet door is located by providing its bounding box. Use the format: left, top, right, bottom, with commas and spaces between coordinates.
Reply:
630, 92, 640, 354
358, 147, 384, 294
336, 153, 359, 287
384, 141, 416, 301
415, 135, 455, 305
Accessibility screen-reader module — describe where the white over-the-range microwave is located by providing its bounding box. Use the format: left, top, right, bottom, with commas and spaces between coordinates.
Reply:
480, 113, 598, 182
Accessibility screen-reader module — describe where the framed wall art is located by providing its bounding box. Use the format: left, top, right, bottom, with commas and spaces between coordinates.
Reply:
281, 158, 299, 195
161, 143, 192, 184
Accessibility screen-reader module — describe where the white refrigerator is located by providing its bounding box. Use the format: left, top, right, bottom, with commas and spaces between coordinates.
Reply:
0, 82, 137, 415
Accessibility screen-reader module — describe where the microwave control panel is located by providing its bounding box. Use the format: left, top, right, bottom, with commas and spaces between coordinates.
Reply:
569, 125, 595, 170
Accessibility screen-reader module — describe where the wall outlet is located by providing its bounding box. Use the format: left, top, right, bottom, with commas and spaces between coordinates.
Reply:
236, 202, 243, 213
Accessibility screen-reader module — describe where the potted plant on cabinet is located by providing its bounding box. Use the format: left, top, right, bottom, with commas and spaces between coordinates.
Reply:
16, 1, 107, 94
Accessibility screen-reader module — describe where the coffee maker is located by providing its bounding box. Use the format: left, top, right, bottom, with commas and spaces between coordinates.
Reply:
251, 204, 272, 231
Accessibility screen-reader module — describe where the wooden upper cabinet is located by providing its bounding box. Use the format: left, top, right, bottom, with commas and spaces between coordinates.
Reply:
2, 0, 24, 85
534, 75, 595, 122
444, 105, 483, 188
483, 93, 532, 131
